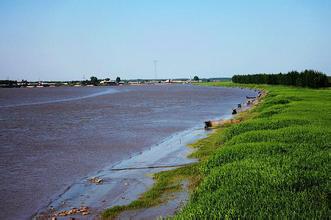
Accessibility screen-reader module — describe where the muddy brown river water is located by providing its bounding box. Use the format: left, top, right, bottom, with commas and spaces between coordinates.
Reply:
0, 84, 256, 219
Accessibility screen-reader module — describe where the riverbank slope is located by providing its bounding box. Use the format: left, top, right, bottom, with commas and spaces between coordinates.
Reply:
174, 82, 330, 218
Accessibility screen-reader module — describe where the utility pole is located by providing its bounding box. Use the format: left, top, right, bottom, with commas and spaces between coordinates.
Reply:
153, 60, 158, 80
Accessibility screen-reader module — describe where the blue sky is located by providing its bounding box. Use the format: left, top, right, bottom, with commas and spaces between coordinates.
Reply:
0, 0, 330, 80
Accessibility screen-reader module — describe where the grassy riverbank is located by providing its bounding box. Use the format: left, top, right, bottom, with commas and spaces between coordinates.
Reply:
174, 82, 330, 218
103, 82, 330, 219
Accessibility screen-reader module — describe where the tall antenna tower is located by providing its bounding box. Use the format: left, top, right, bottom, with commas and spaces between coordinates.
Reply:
153, 60, 158, 80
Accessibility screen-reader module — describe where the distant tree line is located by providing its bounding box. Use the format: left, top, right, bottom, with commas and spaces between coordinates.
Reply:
88, 76, 121, 85
0, 75, 123, 88
232, 70, 329, 88
0, 80, 19, 88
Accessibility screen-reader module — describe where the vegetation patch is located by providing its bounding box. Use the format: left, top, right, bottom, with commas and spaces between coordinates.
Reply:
101, 164, 204, 219
174, 82, 330, 219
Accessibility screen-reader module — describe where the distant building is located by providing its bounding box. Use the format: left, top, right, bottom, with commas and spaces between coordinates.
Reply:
100, 80, 116, 86
128, 81, 142, 85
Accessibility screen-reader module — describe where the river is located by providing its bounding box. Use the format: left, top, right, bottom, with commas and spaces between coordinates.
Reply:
0, 84, 256, 219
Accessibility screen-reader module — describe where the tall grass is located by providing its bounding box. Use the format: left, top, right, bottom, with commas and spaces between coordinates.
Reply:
174, 83, 330, 219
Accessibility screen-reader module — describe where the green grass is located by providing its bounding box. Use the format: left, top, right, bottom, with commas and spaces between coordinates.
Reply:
174, 82, 331, 219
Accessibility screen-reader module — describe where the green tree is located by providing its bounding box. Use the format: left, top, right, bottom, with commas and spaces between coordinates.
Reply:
193, 76, 199, 81
231, 70, 328, 88
116, 77, 121, 83
90, 76, 99, 85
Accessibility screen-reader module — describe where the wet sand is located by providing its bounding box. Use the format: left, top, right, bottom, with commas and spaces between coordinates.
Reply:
116, 180, 190, 220
36, 126, 208, 219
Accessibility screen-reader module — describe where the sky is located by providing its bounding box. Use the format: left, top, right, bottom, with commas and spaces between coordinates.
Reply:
0, 0, 330, 81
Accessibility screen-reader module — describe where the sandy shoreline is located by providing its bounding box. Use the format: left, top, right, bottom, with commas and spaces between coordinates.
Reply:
34, 125, 212, 219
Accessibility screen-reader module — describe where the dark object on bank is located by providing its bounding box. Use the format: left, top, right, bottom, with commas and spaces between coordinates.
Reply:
204, 121, 212, 129
237, 103, 242, 108
232, 109, 237, 115
204, 119, 241, 129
